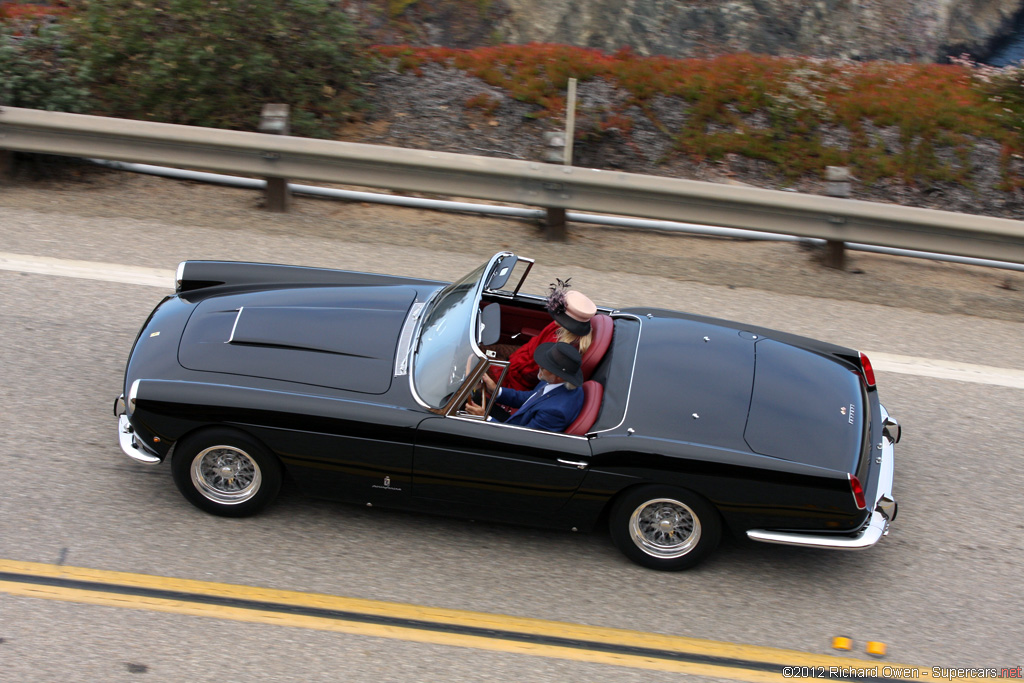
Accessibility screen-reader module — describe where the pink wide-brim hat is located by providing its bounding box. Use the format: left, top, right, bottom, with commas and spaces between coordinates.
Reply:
553, 290, 596, 336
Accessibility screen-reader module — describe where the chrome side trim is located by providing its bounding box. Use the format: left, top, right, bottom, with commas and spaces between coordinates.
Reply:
445, 412, 590, 440
118, 414, 161, 465
747, 410, 897, 550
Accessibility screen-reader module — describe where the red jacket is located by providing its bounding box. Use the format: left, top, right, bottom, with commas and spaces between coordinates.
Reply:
489, 321, 560, 391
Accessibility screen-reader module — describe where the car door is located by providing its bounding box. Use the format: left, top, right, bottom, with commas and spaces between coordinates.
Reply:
412, 415, 592, 519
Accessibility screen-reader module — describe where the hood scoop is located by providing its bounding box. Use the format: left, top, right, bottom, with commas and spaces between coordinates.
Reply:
228, 306, 399, 358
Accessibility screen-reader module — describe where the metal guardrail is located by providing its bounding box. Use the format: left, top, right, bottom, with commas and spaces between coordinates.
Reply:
2, 106, 1024, 264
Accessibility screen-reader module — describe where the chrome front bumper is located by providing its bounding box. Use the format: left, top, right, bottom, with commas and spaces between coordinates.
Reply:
115, 394, 161, 465
746, 404, 899, 551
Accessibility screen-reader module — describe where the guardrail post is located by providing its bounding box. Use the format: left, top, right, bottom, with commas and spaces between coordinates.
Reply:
259, 104, 291, 212
824, 166, 851, 269
545, 207, 567, 240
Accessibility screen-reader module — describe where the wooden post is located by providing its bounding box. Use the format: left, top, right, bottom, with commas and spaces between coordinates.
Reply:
259, 104, 291, 212
538, 79, 578, 241
564, 77, 577, 166
824, 166, 851, 269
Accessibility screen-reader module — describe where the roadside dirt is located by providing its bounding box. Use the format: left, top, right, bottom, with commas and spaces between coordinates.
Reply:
1, 164, 1022, 323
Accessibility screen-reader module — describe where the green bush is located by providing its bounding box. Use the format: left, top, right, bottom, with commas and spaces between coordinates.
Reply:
0, 24, 91, 111
67, 0, 373, 137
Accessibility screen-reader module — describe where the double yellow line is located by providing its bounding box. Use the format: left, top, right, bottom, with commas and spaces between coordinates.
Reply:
0, 559, 978, 681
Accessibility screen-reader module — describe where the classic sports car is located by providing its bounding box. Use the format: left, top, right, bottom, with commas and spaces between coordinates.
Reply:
115, 252, 899, 570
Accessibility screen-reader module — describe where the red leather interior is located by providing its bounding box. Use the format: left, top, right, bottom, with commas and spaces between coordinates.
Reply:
581, 314, 612, 379
565, 380, 603, 436
496, 304, 549, 344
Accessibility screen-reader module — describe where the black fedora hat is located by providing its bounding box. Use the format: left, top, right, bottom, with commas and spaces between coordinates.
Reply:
534, 341, 584, 387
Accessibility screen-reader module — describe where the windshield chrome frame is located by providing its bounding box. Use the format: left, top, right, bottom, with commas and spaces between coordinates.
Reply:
408, 251, 515, 411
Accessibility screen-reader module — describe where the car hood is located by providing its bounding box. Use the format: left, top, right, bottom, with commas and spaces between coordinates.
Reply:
627, 315, 864, 472
178, 285, 418, 394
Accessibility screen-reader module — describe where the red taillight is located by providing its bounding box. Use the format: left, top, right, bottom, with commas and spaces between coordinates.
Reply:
859, 352, 876, 387
849, 474, 867, 509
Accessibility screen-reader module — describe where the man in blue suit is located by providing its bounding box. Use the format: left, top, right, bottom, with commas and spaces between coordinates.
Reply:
466, 342, 584, 433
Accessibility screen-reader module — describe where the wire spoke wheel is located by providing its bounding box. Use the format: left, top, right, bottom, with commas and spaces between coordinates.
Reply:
629, 498, 701, 559
190, 445, 262, 505
610, 486, 721, 570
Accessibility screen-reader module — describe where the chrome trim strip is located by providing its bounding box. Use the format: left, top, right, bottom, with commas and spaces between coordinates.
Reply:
118, 414, 161, 465
394, 301, 425, 377
227, 307, 243, 343
445, 413, 590, 440
746, 419, 896, 550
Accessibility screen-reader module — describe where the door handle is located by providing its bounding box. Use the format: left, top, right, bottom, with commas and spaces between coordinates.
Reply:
557, 459, 588, 470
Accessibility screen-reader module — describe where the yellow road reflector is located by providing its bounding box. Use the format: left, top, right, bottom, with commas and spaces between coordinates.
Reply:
867, 641, 888, 657
832, 636, 853, 651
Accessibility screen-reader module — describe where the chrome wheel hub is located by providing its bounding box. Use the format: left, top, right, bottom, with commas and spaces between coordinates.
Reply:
629, 498, 701, 559
191, 445, 261, 505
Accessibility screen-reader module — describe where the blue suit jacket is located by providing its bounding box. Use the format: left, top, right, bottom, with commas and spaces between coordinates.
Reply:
499, 382, 584, 433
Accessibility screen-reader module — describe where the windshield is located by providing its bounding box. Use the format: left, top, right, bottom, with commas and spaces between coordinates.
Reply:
412, 263, 486, 409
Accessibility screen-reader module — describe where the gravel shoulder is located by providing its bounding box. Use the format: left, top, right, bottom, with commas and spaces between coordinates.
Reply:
1, 166, 1022, 323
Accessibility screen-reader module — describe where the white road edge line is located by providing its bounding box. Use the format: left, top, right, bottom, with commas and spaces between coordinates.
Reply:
868, 352, 1024, 389
3, 251, 1022, 389
0, 252, 171, 289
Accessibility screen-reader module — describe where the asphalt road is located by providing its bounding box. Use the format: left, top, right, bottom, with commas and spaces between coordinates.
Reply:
0, 201, 1022, 682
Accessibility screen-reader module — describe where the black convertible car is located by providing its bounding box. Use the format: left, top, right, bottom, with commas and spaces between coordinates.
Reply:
115, 251, 899, 570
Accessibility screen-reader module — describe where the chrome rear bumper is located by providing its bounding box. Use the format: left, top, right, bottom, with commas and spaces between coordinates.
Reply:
746, 404, 898, 551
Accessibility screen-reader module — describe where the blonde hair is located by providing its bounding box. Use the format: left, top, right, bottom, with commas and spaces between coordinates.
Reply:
556, 326, 593, 356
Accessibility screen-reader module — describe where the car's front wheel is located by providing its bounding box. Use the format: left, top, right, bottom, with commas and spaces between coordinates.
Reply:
609, 486, 721, 570
171, 428, 282, 517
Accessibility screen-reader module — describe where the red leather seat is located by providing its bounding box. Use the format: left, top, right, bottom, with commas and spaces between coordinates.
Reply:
581, 314, 612, 380
565, 381, 603, 436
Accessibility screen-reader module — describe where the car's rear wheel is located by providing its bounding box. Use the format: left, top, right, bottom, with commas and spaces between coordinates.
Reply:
171, 428, 282, 517
609, 486, 721, 570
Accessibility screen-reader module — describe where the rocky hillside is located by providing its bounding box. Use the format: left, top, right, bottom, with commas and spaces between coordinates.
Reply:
348, 0, 1024, 62
339, 52, 1024, 221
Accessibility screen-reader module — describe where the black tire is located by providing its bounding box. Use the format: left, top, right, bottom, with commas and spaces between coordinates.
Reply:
171, 428, 282, 518
608, 485, 722, 571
